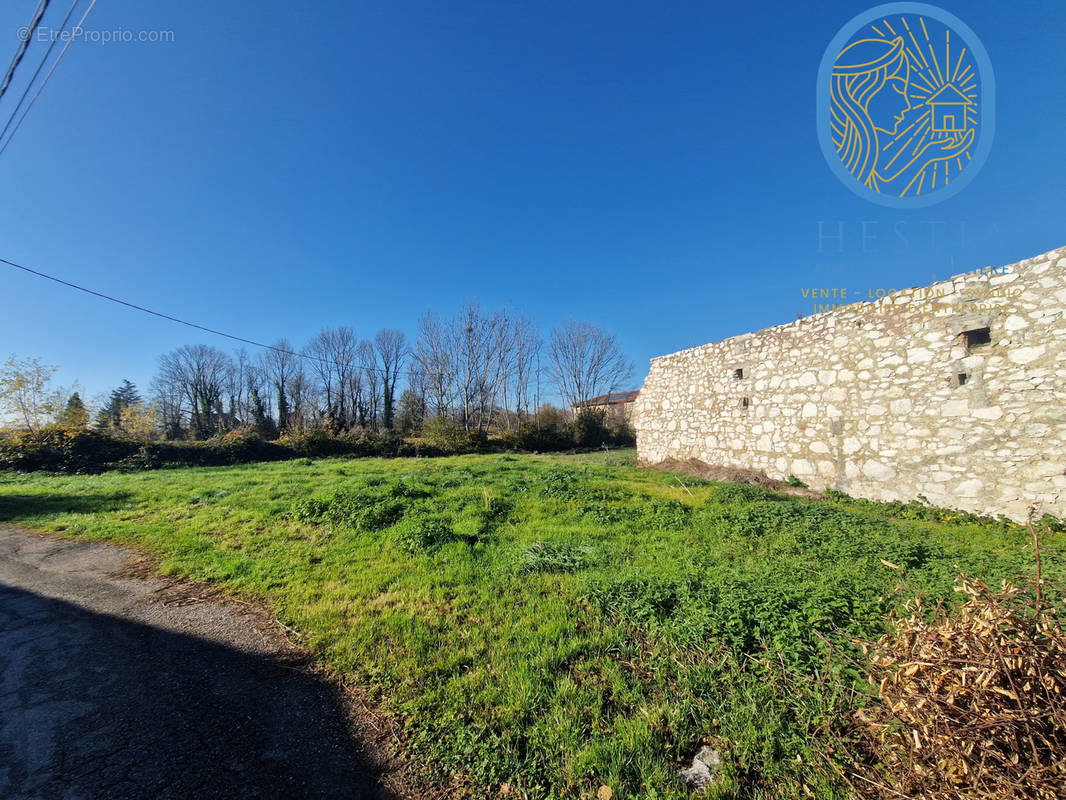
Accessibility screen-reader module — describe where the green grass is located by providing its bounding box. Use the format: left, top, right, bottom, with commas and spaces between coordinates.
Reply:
0, 452, 1059, 799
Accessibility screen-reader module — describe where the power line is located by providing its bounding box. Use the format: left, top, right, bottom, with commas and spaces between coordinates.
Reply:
0, 254, 394, 375
0, 0, 96, 157
0, 0, 80, 147
0, 0, 50, 102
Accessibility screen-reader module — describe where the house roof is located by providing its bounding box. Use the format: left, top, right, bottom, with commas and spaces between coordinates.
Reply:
927, 83, 973, 105
576, 390, 640, 407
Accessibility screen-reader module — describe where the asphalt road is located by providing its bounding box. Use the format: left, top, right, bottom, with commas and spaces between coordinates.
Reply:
0, 525, 397, 800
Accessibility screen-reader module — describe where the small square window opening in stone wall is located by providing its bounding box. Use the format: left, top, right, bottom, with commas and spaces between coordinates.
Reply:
962, 327, 991, 350
734, 368, 744, 379
958, 373, 968, 386
739, 397, 750, 408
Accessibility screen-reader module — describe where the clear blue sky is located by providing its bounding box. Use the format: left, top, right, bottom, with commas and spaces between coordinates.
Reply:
1, 0, 1063, 403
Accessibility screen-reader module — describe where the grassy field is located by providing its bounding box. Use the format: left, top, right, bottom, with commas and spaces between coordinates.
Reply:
1, 451, 1059, 799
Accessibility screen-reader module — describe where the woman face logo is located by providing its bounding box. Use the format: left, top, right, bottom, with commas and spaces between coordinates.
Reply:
816, 3, 994, 207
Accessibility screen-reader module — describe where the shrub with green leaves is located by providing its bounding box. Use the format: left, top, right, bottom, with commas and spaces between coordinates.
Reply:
540, 468, 580, 498
393, 514, 460, 552
289, 484, 408, 531
421, 417, 488, 454
711, 482, 789, 504
0, 426, 138, 473
640, 499, 690, 530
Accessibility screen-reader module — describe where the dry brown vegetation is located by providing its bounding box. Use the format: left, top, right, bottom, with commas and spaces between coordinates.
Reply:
648, 457, 824, 499
850, 524, 1066, 799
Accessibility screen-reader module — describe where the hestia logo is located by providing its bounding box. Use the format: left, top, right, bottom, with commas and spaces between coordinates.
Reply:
816, 3, 994, 207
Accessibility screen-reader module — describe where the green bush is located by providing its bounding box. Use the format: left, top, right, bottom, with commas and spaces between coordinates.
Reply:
421, 417, 487, 455
825, 489, 1014, 529
213, 428, 287, 462
0, 415, 634, 474
0, 425, 425, 473
640, 498, 690, 530
276, 428, 349, 457
290, 484, 409, 531
540, 468, 581, 498
711, 482, 789, 504
393, 513, 462, 552
608, 419, 637, 447
373, 428, 409, 457
0, 426, 138, 473
570, 409, 610, 448
578, 501, 625, 525
499, 421, 572, 452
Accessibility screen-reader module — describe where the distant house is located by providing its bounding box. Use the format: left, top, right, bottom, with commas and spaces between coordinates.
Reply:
926, 83, 974, 133
572, 390, 639, 425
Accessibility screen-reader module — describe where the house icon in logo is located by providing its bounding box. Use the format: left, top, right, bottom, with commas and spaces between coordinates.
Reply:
926, 83, 974, 133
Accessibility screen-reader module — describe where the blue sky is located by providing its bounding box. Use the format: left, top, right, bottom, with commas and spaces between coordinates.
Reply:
0, 0, 1063, 403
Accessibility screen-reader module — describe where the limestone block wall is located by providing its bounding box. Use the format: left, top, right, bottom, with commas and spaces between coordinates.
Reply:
635, 246, 1066, 521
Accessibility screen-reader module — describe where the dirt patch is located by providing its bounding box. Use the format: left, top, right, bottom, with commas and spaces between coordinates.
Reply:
0, 528, 464, 800
113, 553, 462, 799
650, 458, 825, 500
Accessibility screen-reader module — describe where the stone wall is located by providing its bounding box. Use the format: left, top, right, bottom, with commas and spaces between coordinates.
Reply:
634, 246, 1066, 521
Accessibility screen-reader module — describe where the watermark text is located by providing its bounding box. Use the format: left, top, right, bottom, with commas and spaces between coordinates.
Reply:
19, 26, 175, 45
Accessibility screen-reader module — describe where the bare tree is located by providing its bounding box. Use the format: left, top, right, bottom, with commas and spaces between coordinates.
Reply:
305, 327, 360, 430
224, 349, 251, 431
357, 339, 379, 429
150, 372, 186, 439
304, 331, 335, 426
260, 340, 297, 433
406, 361, 429, 413
288, 364, 311, 432
414, 312, 455, 418
345, 364, 365, 431
453, 304, 521, 433
508, 314, 541, 426
547, 320, 634, 408
373, 329, 406, 429
453, 305, 492, 432
413, 305, 540, 433
134, 308, 629, 443
157, 345, 233, 439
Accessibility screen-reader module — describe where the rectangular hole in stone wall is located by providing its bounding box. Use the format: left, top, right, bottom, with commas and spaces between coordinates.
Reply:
734, 368, 744, 379
958, 373, 969, 386
962, 327, 991, 350
739, 397, 750, 409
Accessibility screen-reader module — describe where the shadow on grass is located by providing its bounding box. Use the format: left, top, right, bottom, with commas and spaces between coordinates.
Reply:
0, 492, 131, 521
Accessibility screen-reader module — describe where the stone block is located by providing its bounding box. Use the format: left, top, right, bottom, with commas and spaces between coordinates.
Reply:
889, 398, 912, 415
1008, 346, 1045, 364
862, 460, 896, 481
941, 399, 969, 416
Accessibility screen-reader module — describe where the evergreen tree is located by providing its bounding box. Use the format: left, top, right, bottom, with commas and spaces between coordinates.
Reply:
396, 389, 426, 435
95, 380, 141, 430
248, 386, 277, 439
58, 392, 89, 428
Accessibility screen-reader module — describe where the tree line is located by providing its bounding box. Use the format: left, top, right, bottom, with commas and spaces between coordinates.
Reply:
1, 305, 635, 441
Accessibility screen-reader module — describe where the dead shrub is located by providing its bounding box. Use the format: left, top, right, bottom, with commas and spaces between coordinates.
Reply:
850, 562, 1066, 799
